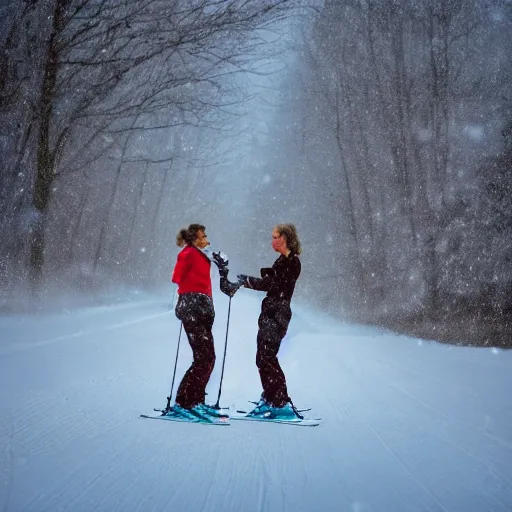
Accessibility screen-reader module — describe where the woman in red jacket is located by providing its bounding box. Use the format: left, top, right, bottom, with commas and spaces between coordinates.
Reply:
170, 223, 220, 420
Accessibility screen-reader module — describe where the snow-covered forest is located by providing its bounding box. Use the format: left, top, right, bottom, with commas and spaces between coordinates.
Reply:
1, 0, 511, 346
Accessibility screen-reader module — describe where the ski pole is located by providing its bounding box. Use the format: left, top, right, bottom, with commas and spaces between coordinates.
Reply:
165, 322, 183, 412
214, 296, 232, 409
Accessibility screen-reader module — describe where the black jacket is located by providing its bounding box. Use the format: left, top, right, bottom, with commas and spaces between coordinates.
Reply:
246, 252, 301, 302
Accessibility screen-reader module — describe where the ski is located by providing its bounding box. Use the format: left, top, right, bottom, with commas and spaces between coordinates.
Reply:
231, 400, 320, 426
230, 414, 321, 427
153, 406, 229, 415
140, 412, 230, 426
246, 400, 311, 414
235, 407, 311, 415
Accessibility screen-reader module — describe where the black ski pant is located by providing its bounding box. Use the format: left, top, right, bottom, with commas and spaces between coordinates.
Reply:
256, 297, 291, 408
175, 293, 216, 409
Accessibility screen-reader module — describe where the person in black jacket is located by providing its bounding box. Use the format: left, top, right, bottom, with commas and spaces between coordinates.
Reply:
236, 224, 302, 419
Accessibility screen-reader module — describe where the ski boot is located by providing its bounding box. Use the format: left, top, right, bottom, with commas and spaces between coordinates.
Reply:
247, 397, 273, 418
196, 403, 229, 419
269, 402, 303, 420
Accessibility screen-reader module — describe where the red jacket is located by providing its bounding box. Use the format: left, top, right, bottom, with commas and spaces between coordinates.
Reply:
172, 245, 212, 297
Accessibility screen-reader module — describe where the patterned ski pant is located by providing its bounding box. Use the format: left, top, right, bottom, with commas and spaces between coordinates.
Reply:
175, 293, 216, 409
256, 298, 292, 408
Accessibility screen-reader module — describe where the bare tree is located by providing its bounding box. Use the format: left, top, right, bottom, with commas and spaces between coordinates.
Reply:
1, 0, 296, 291
257, 0, 510, 325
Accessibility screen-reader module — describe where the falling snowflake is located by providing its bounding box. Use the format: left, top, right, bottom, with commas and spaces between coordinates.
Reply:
463, 124, 484, 141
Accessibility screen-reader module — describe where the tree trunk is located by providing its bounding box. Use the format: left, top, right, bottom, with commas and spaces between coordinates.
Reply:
334, 88, 367, 304
92, 118, 139, 276
30, 0, 70, 288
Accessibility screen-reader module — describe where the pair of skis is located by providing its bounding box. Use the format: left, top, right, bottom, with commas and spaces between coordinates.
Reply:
141, 405, 322, 427
156, 299, 321, 427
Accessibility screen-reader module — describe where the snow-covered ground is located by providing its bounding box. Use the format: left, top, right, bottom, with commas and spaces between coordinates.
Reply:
1, 290, 511, 512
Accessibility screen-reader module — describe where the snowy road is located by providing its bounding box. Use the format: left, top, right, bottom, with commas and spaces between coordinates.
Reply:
1, 292, 511, 512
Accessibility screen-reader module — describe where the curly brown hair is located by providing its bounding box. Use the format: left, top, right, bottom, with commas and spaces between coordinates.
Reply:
275, 223, 302, 255
176, 224, 206, 246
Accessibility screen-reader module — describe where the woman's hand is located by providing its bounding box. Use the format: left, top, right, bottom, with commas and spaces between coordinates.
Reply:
212, 251, 229, 276
222, 280, 241, 298
237, 274, 249, 287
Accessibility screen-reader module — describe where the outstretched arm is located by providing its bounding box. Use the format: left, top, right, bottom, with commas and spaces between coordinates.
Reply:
238, 267, 273, 292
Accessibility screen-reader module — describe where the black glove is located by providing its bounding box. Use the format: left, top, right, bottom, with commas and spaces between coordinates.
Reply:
212, 251, 229, 277
221, 279, 241, 298
237, 274, 249, 287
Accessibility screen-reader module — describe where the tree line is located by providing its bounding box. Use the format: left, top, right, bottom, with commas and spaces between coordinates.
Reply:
245, 0, 512, 345
0, 0, 294, 297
